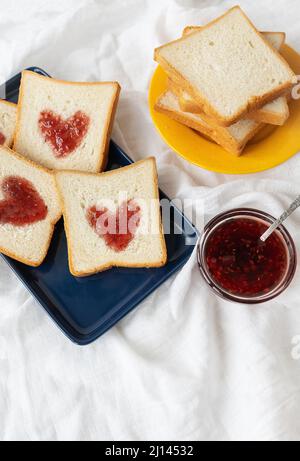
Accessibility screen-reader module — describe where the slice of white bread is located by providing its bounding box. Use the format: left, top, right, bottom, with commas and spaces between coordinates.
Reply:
14, 71, 121, 172
0, 146, 61, 266
154, 6, 296, 126
178, 28, 289, 125
155, 91, 265, 155
0, 100, 17, 147
55, 158, 167, 277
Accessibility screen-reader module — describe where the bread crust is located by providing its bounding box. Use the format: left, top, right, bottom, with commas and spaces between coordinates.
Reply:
98, 83, 121, 172
154, 6, 296, 126
155, 93, 265, 156
0, 99, 17, 109
55, 158, 168, 277
0, 99, 17, 148
13, 70, 121, 173
0, 146, 62, 267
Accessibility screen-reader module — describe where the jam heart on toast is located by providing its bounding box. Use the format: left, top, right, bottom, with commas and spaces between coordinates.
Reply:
86, 200, 141, 252
0, 176, 48, 226
38, 110, 90, 158
0, 133, 6, 145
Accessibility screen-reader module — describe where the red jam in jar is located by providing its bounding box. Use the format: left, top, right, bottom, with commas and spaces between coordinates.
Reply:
0, 132, 6, 145
87, 200, 141, 252
0, 176, 48, 226
204, 217, 288, 297
38, 110, 90, 158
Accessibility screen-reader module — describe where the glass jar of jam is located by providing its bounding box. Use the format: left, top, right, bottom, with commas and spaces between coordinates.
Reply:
197, 209, 297, 304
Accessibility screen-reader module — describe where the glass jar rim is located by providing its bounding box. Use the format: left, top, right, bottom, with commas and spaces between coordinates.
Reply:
197, 208, 297, 305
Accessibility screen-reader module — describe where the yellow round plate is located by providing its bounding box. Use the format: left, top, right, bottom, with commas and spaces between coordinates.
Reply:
149, 45, 300, 174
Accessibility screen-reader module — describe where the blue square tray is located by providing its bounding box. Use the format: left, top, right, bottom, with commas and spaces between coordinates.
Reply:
1, 67, 198, 345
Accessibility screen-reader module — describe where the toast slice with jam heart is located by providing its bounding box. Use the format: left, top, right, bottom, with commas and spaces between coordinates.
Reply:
14, 71, 121, 172
0, 146, 61, 266
55, 158, 167, 277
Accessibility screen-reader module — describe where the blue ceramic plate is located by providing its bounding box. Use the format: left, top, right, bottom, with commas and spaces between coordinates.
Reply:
0, 67, 198, 345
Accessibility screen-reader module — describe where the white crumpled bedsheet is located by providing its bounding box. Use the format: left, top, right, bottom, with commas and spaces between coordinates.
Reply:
0, 0, 300, 441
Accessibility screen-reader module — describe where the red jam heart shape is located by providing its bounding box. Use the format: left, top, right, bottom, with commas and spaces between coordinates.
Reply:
0, 132, 6, 145
38, 110, 90, 158
86, 200, 141, 252
0, 176, 48, 226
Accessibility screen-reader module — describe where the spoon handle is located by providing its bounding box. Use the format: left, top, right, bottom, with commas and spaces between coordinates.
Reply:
260, 195, 300, 242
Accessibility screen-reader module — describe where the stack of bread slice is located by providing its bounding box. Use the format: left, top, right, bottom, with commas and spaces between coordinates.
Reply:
154, 6, 297, 155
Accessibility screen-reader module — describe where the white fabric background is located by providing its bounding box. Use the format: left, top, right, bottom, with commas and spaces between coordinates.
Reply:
0, 0, 300, 441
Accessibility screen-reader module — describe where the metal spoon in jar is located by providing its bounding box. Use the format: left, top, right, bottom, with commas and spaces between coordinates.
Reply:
260, 195, 300, 242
